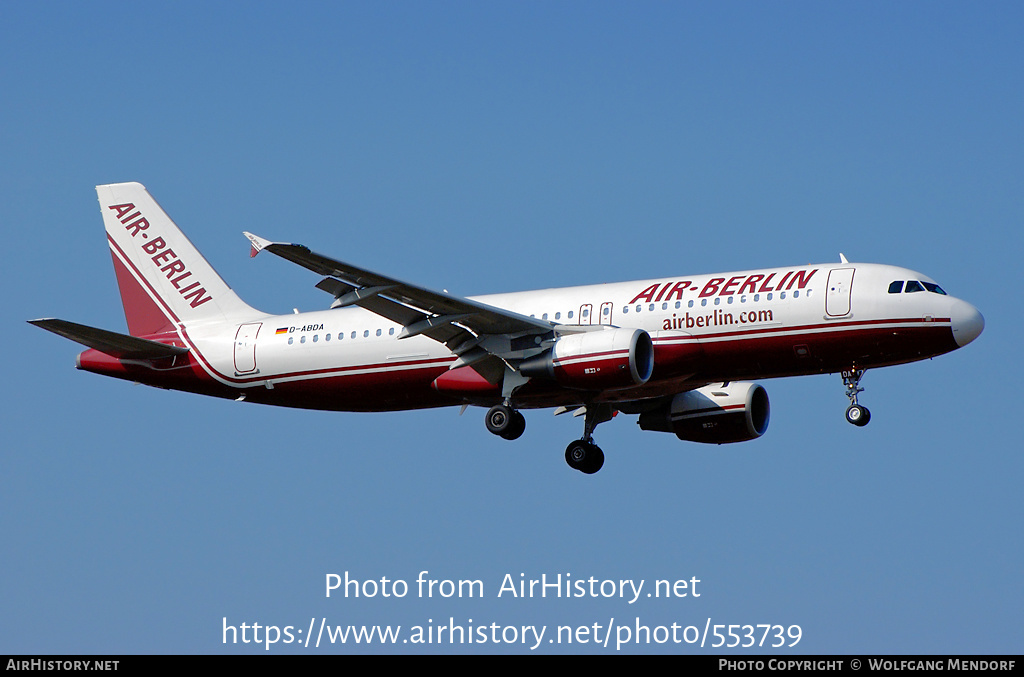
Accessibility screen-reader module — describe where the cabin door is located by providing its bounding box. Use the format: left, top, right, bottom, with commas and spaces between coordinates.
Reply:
825, 269, 855, 317
234, 322, 262, 374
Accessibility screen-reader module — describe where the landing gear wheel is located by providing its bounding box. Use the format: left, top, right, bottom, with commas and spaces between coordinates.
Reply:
583, 445, 605, 474
485, 404, 514, 437
501, 411, 526, 440
565, 440, 605, 474
486, 404, 525, 439
845, 404, 871, 427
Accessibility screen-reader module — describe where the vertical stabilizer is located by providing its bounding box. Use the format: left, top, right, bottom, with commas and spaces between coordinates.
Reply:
98, 182, 258, 336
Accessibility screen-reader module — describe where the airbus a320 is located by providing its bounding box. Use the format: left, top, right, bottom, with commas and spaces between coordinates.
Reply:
31, 183, 984, 474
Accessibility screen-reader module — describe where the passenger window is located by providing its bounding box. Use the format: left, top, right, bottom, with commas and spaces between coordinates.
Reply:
376, 328, 382, 336
888, 281, 904, 294
905, 281, 925, 293
568, 311, 574, 319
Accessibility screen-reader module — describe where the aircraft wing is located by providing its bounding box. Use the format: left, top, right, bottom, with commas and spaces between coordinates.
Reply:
244, 233, 555, 350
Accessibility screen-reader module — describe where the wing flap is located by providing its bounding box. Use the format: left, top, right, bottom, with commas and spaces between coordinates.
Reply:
314, 277, 471, 346
246, 232, 553, 339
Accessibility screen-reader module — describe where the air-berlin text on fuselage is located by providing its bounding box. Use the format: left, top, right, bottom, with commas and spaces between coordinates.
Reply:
662, 308, 774, 331
628, 269, 818, 305
108, 203, 213, 308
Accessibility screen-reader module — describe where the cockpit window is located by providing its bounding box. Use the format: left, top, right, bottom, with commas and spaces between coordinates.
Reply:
890, 279, 947, 295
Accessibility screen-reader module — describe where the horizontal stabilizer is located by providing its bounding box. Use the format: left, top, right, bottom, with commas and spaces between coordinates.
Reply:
28, 319, 189, 360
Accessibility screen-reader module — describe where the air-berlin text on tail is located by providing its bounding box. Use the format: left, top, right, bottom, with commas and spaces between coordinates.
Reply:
629, 269, 818, 305
108, 202, 213, 308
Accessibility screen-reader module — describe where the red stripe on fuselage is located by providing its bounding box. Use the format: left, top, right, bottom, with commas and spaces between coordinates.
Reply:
100, 235, 960, 410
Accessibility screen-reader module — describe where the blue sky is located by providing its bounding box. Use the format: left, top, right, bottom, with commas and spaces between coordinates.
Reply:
2, 2, 1021, 654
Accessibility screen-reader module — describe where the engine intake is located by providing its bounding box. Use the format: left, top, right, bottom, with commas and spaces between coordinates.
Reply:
520, 328, 654, 391
638, 382, 770, 444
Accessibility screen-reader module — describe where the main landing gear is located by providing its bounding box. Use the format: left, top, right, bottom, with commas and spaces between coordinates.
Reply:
564, 404, 613, 474
485, 403, 526, 440
565, 439, 604, 475
484, 401, 611, 474
842, 368, 871, 427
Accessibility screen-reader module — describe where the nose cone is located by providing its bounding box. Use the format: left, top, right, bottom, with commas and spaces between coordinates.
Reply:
950, 299, 984, 347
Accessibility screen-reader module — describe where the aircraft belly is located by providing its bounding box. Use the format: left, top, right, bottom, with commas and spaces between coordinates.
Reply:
244, 364, 456, 412
691, 320, 958, 379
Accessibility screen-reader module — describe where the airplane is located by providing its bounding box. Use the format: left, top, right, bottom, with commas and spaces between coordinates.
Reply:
30, 182, 984, 474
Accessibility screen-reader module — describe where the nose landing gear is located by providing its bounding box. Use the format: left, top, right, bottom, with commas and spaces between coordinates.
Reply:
842, 368, 871, 427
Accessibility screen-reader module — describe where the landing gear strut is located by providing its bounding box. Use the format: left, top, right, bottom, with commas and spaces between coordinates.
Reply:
564, 404, 613, 474
842, 368, 871, 427
485, 403, 526, 440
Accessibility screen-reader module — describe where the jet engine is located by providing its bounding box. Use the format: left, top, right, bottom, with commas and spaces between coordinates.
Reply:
637, 382, 770, 444
520, 328, 654, 390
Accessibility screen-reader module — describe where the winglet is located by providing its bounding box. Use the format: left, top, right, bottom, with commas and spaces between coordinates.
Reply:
243, 232, 275, 258
839, 253, 849, 264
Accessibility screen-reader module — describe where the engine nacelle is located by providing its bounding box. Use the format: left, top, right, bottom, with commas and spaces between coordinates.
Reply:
520, 328, 654, 390
638, 382, 770, 444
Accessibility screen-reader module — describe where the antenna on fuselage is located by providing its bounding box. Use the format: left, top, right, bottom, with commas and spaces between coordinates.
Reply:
839, 253, 849, 264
